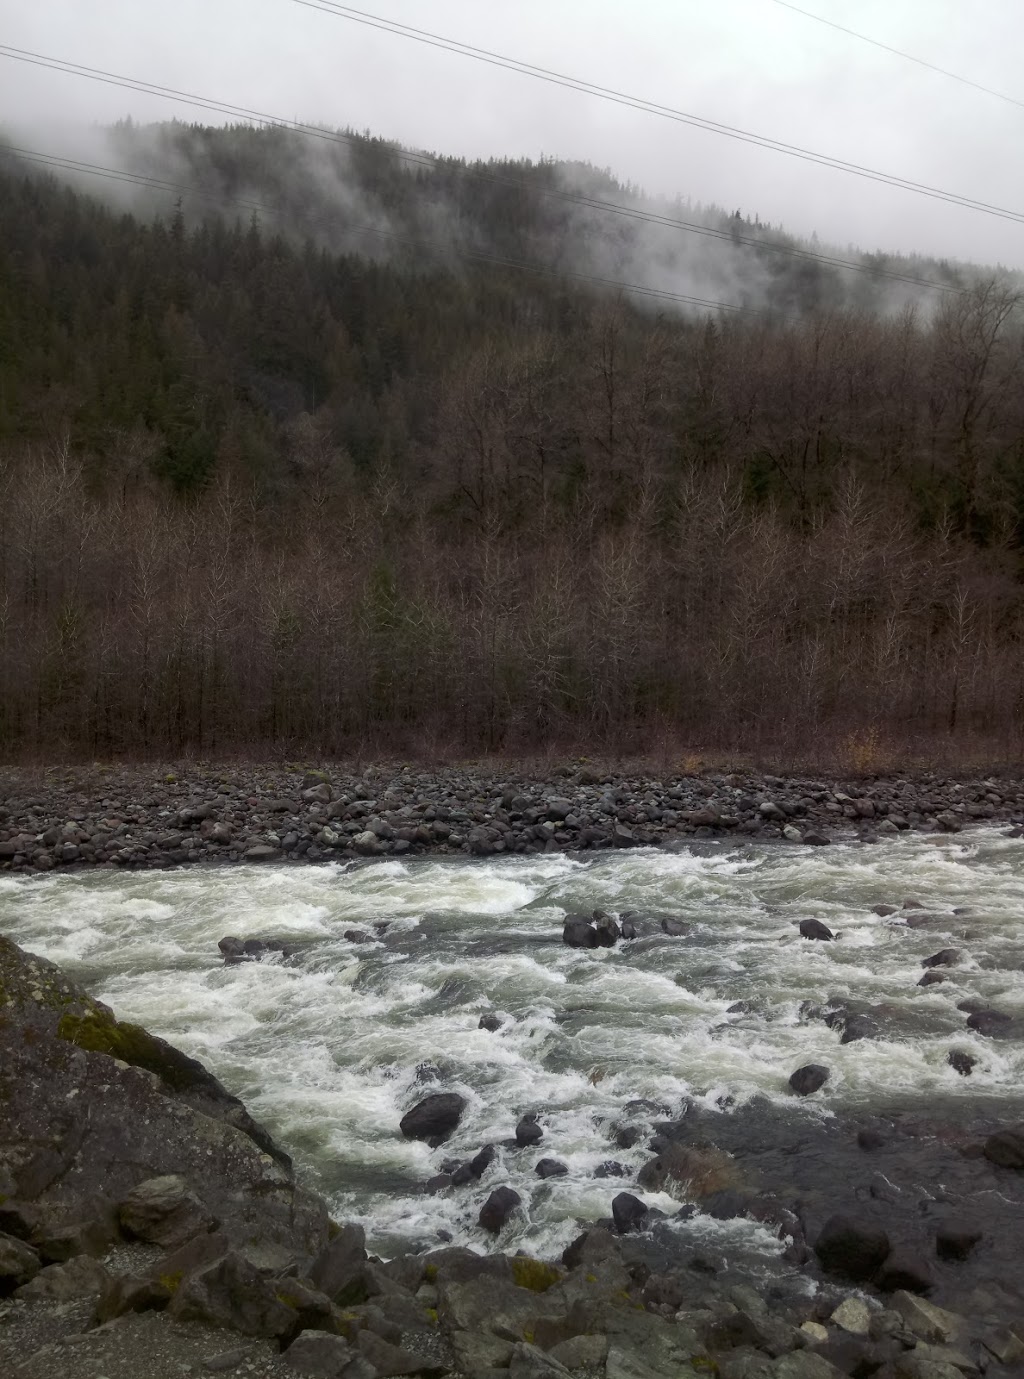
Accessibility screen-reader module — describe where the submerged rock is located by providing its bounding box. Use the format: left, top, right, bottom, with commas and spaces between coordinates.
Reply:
814, 1215, 891, 1281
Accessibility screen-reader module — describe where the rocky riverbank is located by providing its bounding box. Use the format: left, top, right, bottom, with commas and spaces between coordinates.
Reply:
3, 936, 1024, 1378
2, 763, 1022, 873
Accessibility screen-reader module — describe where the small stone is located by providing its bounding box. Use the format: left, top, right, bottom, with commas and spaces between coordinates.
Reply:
801, 1322, 830, 1344
831, 1296, 872, 1335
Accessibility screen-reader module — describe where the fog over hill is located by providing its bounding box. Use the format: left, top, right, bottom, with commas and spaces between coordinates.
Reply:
3, 119, 1008, 320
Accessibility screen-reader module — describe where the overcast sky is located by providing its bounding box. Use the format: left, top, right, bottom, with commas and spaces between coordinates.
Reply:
2, 0, 1023, 267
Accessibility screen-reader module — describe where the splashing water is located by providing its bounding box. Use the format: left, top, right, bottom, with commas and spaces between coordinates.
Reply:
2, 831, 1023, 1262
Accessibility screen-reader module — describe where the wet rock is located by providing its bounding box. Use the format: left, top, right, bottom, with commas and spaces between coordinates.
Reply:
218, 936, 245, 957
921, 949, 960, 969
611, 1192, 649, 1234
982, 1124, 1024, 1169
803, 833, 832, 846
344, 929, 373, 944
840, 1015, 879, 1044
478, 1013, 502, 1032
594, 1160, 629, 1178
947, 1050, 975, 1077
789, 1065, 830, 1096
118, 1174, 217, 1247
660, 917, 690, 937
536, 1158, 569, 1179
935, 1221, 982, 1261
965, 1009, 1015, 1039
800, 919, 835, 941
399, 1093, 466, 1143
918, 971, 947, 987
562, 917, 598, 948
814, 1215, 891, 1281
469, 1144, 497, 1178
873, 905, 898, 917
593, 911, 621, 946
619, 915, 639, 940
876, 1248, 934, 1294
858, 1128, 888, 1151
516, 1114, 543, 1148
479, 1186, 522, 1234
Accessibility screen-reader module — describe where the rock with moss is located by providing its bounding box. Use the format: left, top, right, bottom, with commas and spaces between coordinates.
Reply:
0, 935, 328, 1262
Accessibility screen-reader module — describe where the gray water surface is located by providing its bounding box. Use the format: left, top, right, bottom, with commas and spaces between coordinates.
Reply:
3, 831, 1023, 1262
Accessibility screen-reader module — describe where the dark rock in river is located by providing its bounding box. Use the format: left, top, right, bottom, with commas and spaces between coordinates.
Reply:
875, 1247, 934, 1294
935, 1221, 983, 1261
478, 1186, 521, 1234
660, 916, 691, 937
799, 919, 835, 941
947, 1050, 976, 1077
983, 1125, 1024, 1170
535, 1158, 569, 1179
399, 1093, 466, 1143
918, 971, 947, 986
478, 1013, 502, 1032
619, 914, 639, 940
593, 911, 621, 946
469, 1144, 496, 1179
814, 1215, 891, 1281
515, 1114, 543, 1148
562, 917, 598, 948
922, 948, 960, 969
611, 1192, 650, 1234
840, 1015, 879, 1044
966, 1009, 1015, 1039
789, 1064, 830, 1096
594, 1160, 629, 1178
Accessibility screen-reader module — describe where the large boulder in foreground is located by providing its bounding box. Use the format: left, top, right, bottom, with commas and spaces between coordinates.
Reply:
399, 1092, 466, 1143
0, 935, 328, 1259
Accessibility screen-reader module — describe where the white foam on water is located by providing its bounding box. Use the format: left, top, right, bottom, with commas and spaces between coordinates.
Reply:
2, 828, 1023, 1255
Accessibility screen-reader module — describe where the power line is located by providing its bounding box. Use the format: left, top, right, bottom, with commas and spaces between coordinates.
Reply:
769, 0, 1024, 112
0, 143, 779, 317
288, 0, 1024, 226
0, 43, 967, 296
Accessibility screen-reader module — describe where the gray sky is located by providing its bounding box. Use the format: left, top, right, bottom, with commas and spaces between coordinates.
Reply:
3, 0, 1023, 267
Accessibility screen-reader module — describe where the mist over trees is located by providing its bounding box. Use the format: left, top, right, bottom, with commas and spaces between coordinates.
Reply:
1, 123, 1023, 760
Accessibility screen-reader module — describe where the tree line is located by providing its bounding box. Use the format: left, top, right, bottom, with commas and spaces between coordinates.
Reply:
1, 139, 1023, 759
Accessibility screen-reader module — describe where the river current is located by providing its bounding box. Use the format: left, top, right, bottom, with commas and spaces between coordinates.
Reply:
2, 831, 1023, 1274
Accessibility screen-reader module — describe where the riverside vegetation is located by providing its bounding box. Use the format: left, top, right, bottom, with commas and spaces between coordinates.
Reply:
2, 125, 1024, 759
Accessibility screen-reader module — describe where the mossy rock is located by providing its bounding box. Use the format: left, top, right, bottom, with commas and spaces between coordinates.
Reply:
511, 1256, 561, 1293
57, 1010, 224, 1097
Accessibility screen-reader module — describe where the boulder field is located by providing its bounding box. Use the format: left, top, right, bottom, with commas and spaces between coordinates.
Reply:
2, 935, 1023, 1378
2, 763, 1022, 873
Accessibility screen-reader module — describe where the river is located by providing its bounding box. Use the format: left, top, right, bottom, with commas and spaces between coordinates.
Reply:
2, 830, 1023, 1297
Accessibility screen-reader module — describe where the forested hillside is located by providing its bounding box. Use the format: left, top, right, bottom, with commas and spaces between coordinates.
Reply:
1, 125, 1023, 760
